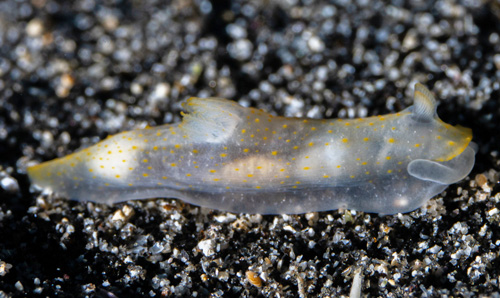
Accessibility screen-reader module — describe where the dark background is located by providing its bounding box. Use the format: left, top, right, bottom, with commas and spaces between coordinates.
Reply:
0, 0, 499, 296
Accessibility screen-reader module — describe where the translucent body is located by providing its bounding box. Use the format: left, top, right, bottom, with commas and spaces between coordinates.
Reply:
28, 84, 475, 214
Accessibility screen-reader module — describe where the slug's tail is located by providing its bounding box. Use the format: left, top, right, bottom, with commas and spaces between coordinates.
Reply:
27, 160, 57, 191
27, 153, 81, 196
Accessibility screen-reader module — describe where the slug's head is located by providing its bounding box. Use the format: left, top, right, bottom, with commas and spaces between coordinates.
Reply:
409, 83, 473, 162
402, 83, 475, 187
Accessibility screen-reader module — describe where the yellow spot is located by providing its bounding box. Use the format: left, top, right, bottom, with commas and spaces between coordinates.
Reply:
241, 129, 246, 134
280, 168, 285, 172
342, 138, 348, 143
272, 151, 277, 155
247, 174, 253, 177
295, 181, 301, 184
263, 136, 268, 140
325, 143, 330, 146
303, 167, 310, 170
220, 153, 227, 157
391, 127, 396, 131
436, 135, 442, 140
192, 149, 198, 153
365, 171, 370, 175
235, 168, 239, 171
388, 138, 395, 143
143, 159, 148, 163
345, 123, 350, 126
305, 156, 309, 159
128, 183, 133, 186
309, 142, 314, 146
213, 178, 220, 182
256, 186, 261, 189
175, 144, 181, 149
363, 137, 369, 142
311, 127, 316, 131
226, 186, 230, 189
132, 146, 138, 150
282, 124, 287, 128
186, 173, 191, 177
448, 141, 455, 146
170, 163, 177, 167
153, 146, 159, 151
415, 144, 420, 148
387, 170, 393, 173
361, 162, 367, 165
386, 156, 391, 160
293, 146, 299, 150
369, 122, 374, 126
244, 148, 249, 153
143, 173, 148, 177
210, 170, 216, 173
147, 166, 152, 170
350, 175, 355, 178
104, 183, 110, 186
162, 176, 168, 179
88, 169, 93, 172
328, 130, 332, 133
337, 165, 341, 168
323, 175, 330, 178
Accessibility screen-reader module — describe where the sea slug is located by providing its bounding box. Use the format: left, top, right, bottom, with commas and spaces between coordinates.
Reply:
27, 83, 475, 214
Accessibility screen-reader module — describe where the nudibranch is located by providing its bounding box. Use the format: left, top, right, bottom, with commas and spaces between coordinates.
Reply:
27, 83, 475, 214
